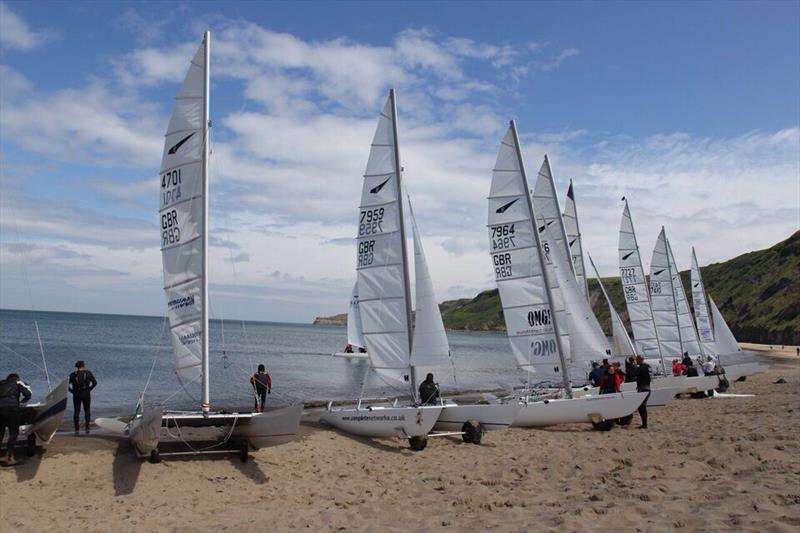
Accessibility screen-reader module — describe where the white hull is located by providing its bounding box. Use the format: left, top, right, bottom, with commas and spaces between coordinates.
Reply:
332, 352, 368, 360
680, 374, 721, 394
130, 408, 163, 456
512, 392, 647, 427
723, 363, 768, 382
233, 403, 303, 449
19, 378, 69, 445
575, 382, 681, 409
432, 402, 522, 432
320, 404, 442, 438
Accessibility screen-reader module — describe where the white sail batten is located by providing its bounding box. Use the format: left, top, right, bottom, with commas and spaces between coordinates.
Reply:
709, 296, 741, 355
588, 254, 636, 358
690, 248, 715, 353
356, 91, 412, 385
649, 228, 682, 359
409, 200, 452, 368
488, 124, 569, 388
160, 37, 208, 390
562, 181, 589, 299
346, 281, 366, 348
618, 201, 662, 360
667, 239, 703, 356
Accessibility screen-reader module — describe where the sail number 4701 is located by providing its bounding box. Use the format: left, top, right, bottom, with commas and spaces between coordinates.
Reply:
161, 168, 182, 206
491, 224, 516, 250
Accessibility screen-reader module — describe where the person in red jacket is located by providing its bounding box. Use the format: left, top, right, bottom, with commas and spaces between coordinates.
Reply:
612, 362, 625, 391
249, 364, 272, 412
672, 359, 686, 376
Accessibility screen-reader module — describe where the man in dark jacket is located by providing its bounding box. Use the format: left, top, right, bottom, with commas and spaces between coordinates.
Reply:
634, 356, 651, 429
0, 373, 32, 465
624, 356, 637, 383
418, 373, 440, 405
69, 361, 97, 435
249, 364, 272, 412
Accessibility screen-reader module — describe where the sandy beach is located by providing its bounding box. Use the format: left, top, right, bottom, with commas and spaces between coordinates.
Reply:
1, 358, 798, 533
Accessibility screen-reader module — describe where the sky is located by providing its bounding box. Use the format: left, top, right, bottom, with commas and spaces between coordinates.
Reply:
1, 0, 798, 323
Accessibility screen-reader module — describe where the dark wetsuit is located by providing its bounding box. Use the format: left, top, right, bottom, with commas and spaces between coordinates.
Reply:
419, 380, 440, 405
635, 363, 651, 428
0, 378, 32, 455
250, 372, 272, 412
624, 361, 637, 382
69, 370, 97, 432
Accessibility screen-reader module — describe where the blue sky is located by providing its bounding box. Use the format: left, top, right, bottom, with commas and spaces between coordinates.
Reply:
1, 0, 798, 322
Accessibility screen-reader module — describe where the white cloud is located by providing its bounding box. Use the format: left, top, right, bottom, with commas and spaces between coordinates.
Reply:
0, 2, 48, 51
539, 48, 580, 72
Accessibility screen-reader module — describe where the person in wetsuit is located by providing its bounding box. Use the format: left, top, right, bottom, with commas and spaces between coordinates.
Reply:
69, 361, 97, 435
418, 373, 440, 405
0, 373, 32, 465
634, 356, 651, 429
250, 364, 272, 412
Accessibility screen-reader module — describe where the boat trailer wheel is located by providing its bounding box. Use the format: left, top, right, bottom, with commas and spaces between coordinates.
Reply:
148, 449, 161, 464
25, 434, 37, 457
615, 415, 633, 426
591, 419, 615, 431
461, 420, 484, 444
239, 442, 249, 463
408, 436, 428, 451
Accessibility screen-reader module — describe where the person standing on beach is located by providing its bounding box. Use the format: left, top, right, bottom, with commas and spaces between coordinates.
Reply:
0, 373, 32, 465
69, 361, 97, 435
634, 356, 651, 429
249, 364, 272, 412
625, 356, 637, 383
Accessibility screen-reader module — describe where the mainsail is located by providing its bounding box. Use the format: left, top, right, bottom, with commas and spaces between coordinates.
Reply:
408, 200, 452, 370
588, 254, 636, 358
667, 239, 703, 356
690, 248, 715, 353
649, 228, 682, 359
709, 296, 741, 355
160, 34, 209, 409
356, 90, 413, 386
618, 200, 662, 361
346, 281, 366, 349
488, 122, 569, 390
562, 180, 589, 299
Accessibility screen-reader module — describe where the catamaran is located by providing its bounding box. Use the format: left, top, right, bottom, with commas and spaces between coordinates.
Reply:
488, 121, 646, 429
562, 180, 590, 300
332, 282, 369, 359
95, 32, 302, 462
690, 248, 767, 382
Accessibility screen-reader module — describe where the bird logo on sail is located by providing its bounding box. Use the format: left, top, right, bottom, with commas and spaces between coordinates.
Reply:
495, 198, 519, 213
537, 220, 555, 233
370, 177, 391, 194
168, 132, 196, 154
622, 251, 635, 260
653, 269, 665, 276
569, 238, 577, 247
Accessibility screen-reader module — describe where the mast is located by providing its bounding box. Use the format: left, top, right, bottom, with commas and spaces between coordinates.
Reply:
389, 89, 416, 400
664, 231, 684, 359
628, 200, 666, 374
588, 253, 636, 356
569, 180, 590, 298
200, 30, 211, 414
511, 123, 572, 396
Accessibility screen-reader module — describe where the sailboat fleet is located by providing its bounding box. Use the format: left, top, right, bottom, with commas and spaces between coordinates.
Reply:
10, 31, 767, 462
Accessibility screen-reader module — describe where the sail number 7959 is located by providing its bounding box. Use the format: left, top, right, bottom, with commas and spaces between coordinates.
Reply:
359, 208, 384, 236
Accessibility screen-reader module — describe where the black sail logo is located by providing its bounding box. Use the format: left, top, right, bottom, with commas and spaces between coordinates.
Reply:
168, 132, 196, 155
569, 238, 577, 247
653, 269, 665, 276
370, 177, 391, 194
495, 198, 519, 213
622, 251, 635, 260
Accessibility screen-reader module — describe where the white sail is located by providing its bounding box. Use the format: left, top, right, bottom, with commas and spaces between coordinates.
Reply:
649, 228, 682, 359
618, 201, 662, 360
346, 281, 366, 349
562, 181, 589, 299
160, 37, 208, 387
409, 200, 452, 368
588, 254, 636, 358
667, 239, 703, 356
709, 296, 741, 355
356, 91, 412, 384
690, 248, 715, 353
488, 125, 565, 379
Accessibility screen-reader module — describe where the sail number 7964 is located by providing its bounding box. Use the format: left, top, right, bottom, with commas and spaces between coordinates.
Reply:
490, 224, 516, 250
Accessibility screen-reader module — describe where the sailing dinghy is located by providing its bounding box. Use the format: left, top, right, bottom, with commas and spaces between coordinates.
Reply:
95, 32, 302, 462
488, 122, 646, 428
332, 282, 369, 359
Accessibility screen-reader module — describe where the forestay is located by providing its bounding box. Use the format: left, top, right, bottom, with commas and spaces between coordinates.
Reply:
618, 201, 662, 359
649, 228, 682, 359
488, 125, 562, 376
356, 92, 412, 384
667, 239, 703, 356
690, 248, 715, 353
408, 201, 452, 369
589, 254, 636, 358
346, 281, 366, 349
562, 181, 589, 299
160, 38, 207, 385
709, 296, 741, 355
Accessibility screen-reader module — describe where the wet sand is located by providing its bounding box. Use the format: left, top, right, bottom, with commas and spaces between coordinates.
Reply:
1, 360, 798, 532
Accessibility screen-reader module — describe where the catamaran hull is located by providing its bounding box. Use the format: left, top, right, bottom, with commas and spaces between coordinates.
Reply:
432, 403, 522, 432
332, 352, 369, 360
723, 363, 768, 382
320, 405, 442, 438
512, 392, 647, 427
680, 375, 721, 394
130, 408, 163, 456
233, 403, 303, 449
19, 378, 69, 446
575, 384, 681, 409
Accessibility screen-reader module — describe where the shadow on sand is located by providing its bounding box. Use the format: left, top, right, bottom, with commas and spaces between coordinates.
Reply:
11, 448, 43, 482
112, 440, 143, 496
305, 419, 411, 454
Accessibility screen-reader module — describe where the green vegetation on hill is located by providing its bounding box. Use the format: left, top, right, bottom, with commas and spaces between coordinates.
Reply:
440, 231, 799, 345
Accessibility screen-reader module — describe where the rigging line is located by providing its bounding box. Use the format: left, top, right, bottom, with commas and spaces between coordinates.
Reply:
33, 320, 51, 391
0, 343, 46, 373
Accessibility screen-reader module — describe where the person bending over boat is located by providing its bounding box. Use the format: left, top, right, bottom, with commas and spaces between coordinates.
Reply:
69, 361, 97, 435
682, 353, 698, 377
0, 373, 32, 466
419, 373, 440, 405
634, 356, 651, 429
250, 364, 272, 412
589, 362, 604, 386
